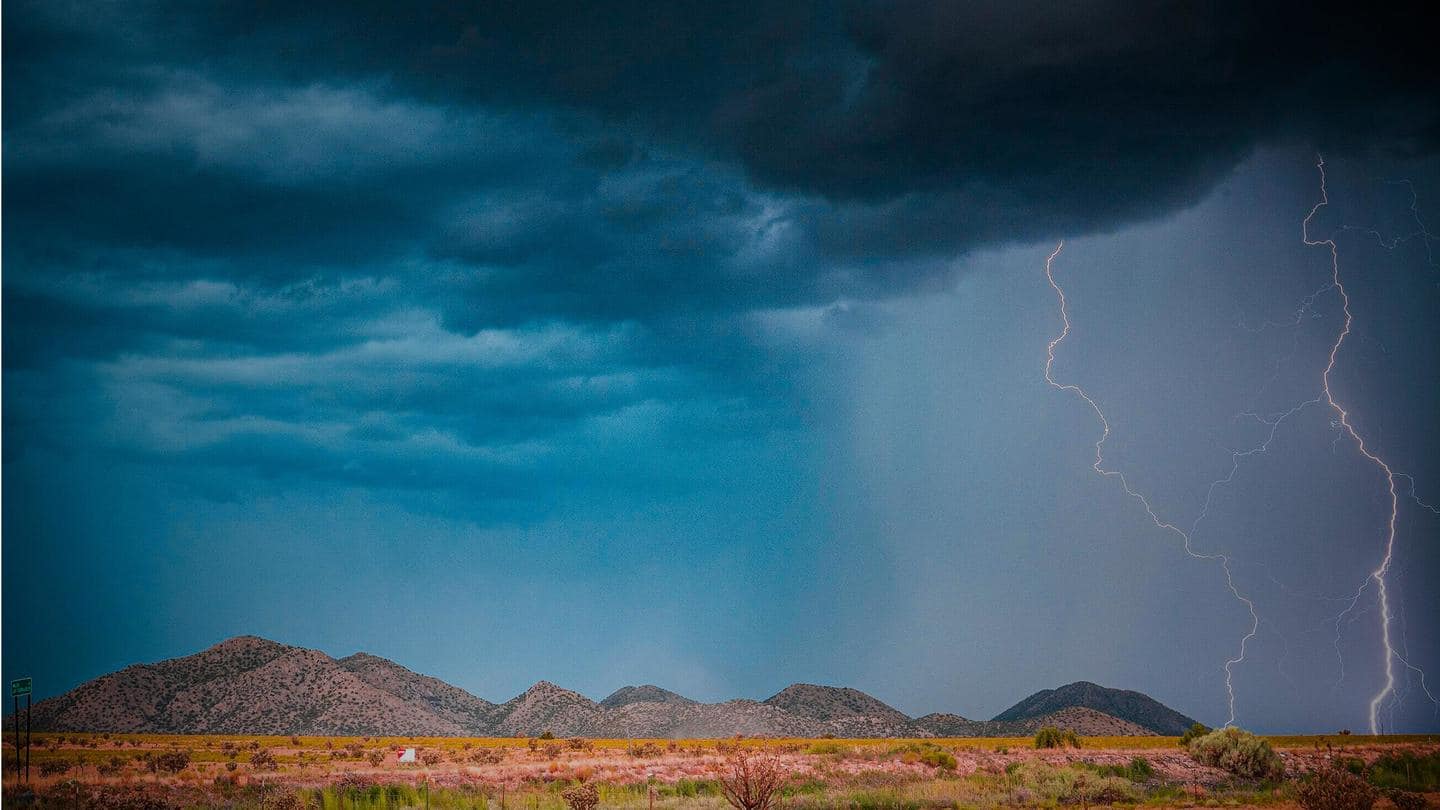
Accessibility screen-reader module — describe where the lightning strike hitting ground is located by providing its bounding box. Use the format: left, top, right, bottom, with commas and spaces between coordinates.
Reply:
1043, 242, 1260, 727
1305, 156, 1419, 734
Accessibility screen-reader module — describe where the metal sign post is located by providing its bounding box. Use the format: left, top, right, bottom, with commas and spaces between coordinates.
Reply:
11, 678, 33, 783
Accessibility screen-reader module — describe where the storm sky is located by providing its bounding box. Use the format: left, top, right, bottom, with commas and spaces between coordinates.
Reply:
3, 2, 1439, 733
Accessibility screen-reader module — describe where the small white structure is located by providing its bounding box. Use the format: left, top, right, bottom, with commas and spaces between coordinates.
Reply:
397, 747, 417, 763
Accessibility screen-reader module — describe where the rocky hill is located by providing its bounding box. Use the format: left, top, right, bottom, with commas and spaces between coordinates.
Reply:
993, 681, 1198, 735
338, 652, 496, 732
25, 637, 1198, 738
598, 685, 696, 709
26, 637, 469, 736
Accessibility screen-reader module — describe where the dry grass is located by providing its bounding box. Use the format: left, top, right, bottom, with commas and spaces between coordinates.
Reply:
4, 733, 1437, 808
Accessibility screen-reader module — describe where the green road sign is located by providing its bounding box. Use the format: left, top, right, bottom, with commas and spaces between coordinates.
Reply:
11, 678, 32, 697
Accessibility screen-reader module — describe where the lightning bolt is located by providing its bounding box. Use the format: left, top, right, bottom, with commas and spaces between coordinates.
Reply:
1340, 178, 1438, 277
1044, 242, 1260, 726
1305, 155, 1431, 734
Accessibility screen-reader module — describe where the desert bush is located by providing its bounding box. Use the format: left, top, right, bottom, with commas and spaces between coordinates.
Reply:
470, 747, 504, 764
39, 758, 74, 776
561, 783, 599, 810
156, 750, 189, 774
1034, 726, 1081, 749
527, 737, 540, 751
78, 786, 173, 810
715, 749, 785, 810
1368, 751, 1440, 792
226, 761, 239, 772
1296, 762, 1377, 810
250, 748, 278, 770
628, 741, 663, 757
290, 736, 301, 747
1384, 789, 1426, 810
1086, 756, 1154, 782
1187, 727, 1284, 779
1179, 722, 1212, 746
539, 730, 556, 740
1006, 762, 1138, 805
96, 756, 127, 777
891, 742, 957, 770
261, 790, 311, 810
367, 749, 386, 767
567, 737, 588, 750
419, 749, 445, 766
144, 750, 190, 774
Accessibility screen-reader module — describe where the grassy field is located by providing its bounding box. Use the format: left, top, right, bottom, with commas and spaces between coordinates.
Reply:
3, 732, 1437, 809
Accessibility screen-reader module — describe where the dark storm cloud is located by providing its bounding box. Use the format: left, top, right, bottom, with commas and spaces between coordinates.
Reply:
10, 2, 1438, 293
4, 0, 1437, 509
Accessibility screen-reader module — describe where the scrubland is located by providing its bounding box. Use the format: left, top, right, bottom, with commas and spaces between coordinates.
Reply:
3, 732, 1437, 809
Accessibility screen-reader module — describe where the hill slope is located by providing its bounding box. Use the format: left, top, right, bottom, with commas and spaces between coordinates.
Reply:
27, 637, 472, 735
25, 637, 1195, 737
338, 652, 496, 732
763, 683, 916, 737
993, 681, 1197, 735
599, 685, 696, 709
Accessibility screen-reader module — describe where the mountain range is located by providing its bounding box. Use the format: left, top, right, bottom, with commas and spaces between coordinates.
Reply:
23, 636, 1197, 738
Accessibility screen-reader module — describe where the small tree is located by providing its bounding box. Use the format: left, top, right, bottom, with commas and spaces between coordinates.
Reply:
715, 749, 785, 810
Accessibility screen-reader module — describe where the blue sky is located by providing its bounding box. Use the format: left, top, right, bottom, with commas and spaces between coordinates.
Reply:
3, 1, 1439, 733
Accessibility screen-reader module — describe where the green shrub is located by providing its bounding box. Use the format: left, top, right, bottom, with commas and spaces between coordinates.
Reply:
1367, 751, 1440, 791
1005, 762, 1139, 805
1034, 726, 1081, 749
1179, 722, 1212, 746
1296, 763, 1377, 810
1086, 756, 1154, 782
887, 742, 956, 769
1187, 727, 1284, 779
